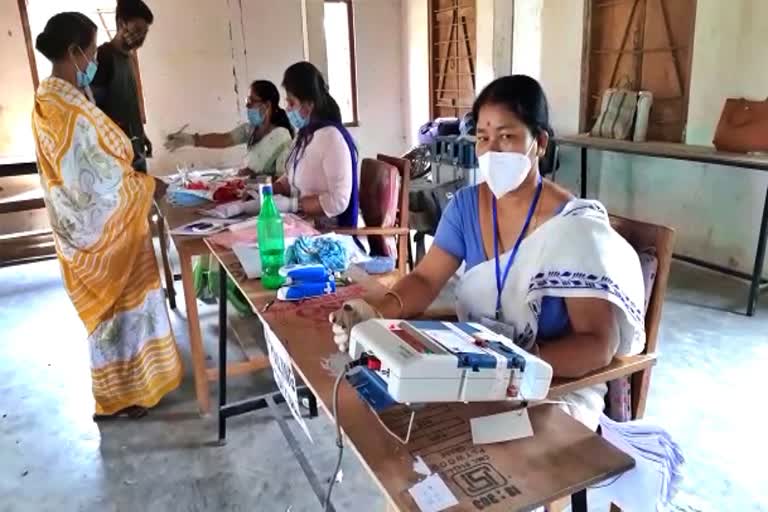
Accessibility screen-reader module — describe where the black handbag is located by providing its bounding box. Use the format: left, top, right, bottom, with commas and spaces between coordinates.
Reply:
409, 178, 464, 235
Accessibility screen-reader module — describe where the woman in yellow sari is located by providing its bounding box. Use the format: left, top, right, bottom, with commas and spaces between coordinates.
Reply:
32, 12, 182, 419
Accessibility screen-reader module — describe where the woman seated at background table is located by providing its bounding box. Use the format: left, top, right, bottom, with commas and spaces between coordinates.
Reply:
330, 75, 646, 430
32, 12, 182, 419
271, 61, 359, 229
164, 80, 294, 178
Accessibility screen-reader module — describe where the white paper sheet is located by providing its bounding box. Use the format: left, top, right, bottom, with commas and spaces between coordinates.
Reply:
423, 329, 486, 355
408, 474, 459, 512
232, 243, 262, 279
169, 218, 230, 236
590, 421, 663, 511
261, 319, 313, 442
470, 409, 533, 445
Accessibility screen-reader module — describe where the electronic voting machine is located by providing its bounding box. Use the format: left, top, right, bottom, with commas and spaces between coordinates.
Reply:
347, 320, 553, 411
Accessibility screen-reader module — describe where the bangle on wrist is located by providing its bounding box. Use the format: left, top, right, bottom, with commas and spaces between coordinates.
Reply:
193, 133, 199, 147
384, 290, 405, 317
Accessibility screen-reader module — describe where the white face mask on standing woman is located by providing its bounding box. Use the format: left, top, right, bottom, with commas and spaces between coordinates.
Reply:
477, 140, 536, 199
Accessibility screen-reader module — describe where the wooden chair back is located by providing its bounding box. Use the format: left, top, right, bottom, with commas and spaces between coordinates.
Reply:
336, 154, 411, 278
609, 214, 675, 416
377, 153, 411, 238
375, 154, 410, 275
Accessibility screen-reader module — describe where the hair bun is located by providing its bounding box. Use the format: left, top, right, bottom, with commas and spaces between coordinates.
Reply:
35, 31, 55, 59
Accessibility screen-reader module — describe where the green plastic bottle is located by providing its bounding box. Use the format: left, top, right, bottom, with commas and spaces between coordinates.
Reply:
257, 184, 286, 290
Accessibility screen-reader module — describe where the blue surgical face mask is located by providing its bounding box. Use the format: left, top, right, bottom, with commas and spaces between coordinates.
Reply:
247, 108, 264, 128
74, 48, 98, 88
287, 109, 309, 130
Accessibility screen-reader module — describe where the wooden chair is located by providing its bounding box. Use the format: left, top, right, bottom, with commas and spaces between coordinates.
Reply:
547, 216, 675, 512
422, 214, 675, 420
335, 154, 411, 282
548, 215, 675, 419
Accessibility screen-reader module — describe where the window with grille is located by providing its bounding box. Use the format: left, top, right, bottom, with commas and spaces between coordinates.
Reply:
429, 0, 477, 120
581, 0, 697, 142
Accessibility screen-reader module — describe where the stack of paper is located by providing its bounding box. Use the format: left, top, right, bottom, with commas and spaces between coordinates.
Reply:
592, 414, 685, 511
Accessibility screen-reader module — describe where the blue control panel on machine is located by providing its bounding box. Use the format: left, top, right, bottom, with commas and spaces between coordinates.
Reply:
406, 320, 527, 372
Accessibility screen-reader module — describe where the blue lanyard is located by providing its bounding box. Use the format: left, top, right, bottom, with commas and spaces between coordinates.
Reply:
492, 176, 543, 320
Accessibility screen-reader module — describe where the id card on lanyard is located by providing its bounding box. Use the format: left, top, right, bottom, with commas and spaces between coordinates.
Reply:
493, 176, 543, 320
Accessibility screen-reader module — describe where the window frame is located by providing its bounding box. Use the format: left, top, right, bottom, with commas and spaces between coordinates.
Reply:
324, 0, 359, 127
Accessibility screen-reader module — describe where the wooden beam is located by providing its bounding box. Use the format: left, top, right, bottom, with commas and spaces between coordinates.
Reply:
607, 0, 642, 88
0, 198, 45, 215
17, 0, 39, 90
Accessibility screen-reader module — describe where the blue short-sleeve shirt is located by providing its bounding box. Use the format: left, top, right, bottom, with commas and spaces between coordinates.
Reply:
434, 185, 571, 340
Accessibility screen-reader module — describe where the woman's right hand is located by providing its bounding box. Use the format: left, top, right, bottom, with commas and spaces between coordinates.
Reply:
164, 132, 195, 152
329, 299, 381, 352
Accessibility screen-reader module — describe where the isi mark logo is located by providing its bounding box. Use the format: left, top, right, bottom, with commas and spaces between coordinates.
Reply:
451, 463, 522, 510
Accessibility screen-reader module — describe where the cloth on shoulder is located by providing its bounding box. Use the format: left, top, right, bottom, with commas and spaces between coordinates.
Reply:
455, 198, 646, 429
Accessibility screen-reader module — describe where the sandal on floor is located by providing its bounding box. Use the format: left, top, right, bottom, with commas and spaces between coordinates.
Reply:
93, 406, 149, 422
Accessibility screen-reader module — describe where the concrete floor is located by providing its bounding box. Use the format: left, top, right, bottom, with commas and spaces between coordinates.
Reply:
0, 258, 766, 511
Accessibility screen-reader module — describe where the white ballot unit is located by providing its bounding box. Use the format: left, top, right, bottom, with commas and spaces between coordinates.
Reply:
347, 320, 553, 411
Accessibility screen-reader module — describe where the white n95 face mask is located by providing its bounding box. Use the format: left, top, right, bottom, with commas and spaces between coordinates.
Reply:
478, 143, 535, 198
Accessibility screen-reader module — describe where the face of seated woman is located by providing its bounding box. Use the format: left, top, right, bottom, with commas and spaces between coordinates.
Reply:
284, 92, 313, 126
475, 103, 549, 200
476, 103, 537, 156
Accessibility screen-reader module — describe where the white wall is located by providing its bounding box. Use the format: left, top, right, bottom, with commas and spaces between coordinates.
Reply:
401, 0, 429, 148
0, 0, 35, 162
475, 0, 514, 92
140, 1, 245, 172
349, 0, 406, 158
511, 0, 542, 80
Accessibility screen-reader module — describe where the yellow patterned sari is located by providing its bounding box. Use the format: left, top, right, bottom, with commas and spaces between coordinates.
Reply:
32, 77, 182, 415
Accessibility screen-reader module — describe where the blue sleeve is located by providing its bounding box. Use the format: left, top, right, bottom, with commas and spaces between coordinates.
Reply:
433, 193, 466, 262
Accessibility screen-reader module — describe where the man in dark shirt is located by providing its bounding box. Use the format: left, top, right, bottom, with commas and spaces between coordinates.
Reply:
92, 0, 154, 172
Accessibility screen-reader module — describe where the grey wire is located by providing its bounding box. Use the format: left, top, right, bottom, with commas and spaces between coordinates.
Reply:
324, 365, 348, 511
588, 471, 625, 489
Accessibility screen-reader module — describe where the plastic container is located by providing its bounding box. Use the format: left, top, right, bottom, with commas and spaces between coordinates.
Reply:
257, 184, 286, 289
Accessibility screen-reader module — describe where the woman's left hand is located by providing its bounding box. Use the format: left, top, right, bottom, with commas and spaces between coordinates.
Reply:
153, 177, 168, 200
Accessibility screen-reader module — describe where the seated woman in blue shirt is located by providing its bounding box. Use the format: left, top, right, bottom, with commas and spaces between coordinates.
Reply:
330, 75, 646, 430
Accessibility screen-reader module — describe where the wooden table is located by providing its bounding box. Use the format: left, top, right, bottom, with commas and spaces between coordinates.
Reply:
207, 240, 635, 512
556, 134, 768, 316
158, 200, 270, 415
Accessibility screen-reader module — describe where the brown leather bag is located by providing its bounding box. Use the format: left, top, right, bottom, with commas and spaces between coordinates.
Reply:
713, 98, 768, 153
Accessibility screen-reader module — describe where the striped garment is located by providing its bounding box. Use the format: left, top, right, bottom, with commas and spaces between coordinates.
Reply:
32, 77, 182, 415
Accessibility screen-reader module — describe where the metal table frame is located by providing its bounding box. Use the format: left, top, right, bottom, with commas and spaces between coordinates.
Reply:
215, 269, 335, 511
557, 137, 768, 316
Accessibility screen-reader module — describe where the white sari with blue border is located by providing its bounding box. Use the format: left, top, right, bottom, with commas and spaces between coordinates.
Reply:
455, 199, 646, 430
